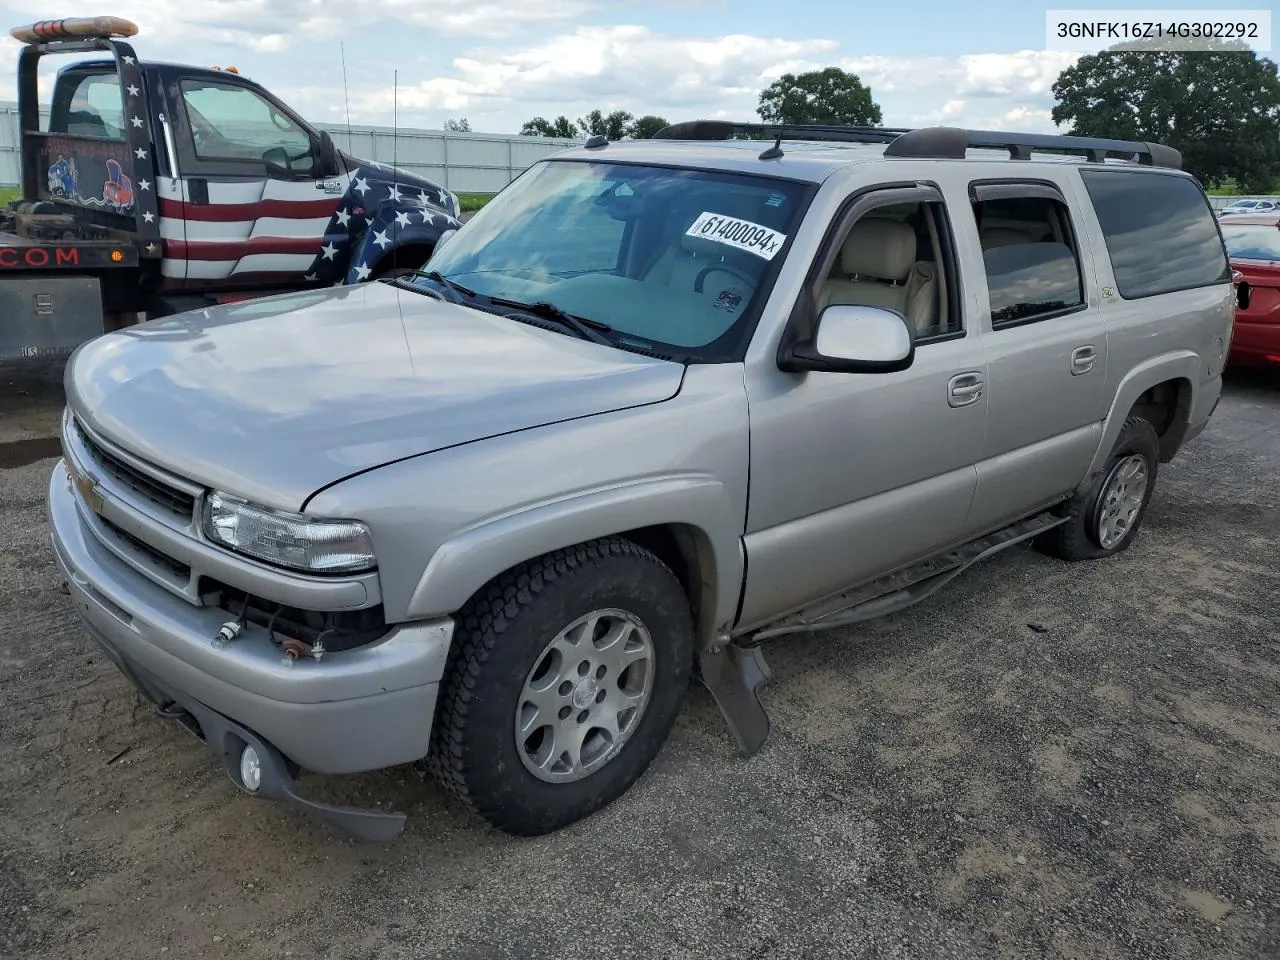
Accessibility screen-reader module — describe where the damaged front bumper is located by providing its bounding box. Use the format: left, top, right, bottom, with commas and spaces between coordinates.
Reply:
48, 459, 454, 841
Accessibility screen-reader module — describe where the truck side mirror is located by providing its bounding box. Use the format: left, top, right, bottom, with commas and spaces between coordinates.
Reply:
317, 131, 339, 177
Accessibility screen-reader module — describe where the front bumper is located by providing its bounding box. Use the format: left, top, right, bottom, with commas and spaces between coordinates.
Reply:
48, 460, 454, 839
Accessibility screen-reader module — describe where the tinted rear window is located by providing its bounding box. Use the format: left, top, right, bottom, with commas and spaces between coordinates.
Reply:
1080, 171, 1231, 299
983, 241, 1084, 323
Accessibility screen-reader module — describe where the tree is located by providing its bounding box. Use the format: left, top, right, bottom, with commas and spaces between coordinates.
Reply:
757, 67, 883, 127
442, 117, 471, 132
578, 109, 634, 141
520, 115, 578, 138
628, 115, 669, 139
1052, 39, 1280, 192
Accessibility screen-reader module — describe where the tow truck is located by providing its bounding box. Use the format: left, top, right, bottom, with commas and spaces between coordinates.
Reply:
1, 16, 463, 362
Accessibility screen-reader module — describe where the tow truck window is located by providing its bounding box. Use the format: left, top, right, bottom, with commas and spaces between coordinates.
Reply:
179, 80, 312, 167
49, 73, 126, 140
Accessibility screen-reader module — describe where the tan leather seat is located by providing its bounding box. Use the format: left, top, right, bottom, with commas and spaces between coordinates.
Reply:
645, 223, 758, 312
819, 218, 937, 335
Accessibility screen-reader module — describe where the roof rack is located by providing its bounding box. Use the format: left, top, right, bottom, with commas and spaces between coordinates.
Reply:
650, 120, 1182, 170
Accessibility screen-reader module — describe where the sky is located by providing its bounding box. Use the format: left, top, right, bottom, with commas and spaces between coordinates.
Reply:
0, 1, 1265, 135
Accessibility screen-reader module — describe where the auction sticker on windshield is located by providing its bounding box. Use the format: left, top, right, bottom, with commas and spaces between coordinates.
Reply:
686, 212, 787, 260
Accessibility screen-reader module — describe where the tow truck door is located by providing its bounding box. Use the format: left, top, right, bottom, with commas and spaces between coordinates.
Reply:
161, 68, 350, 290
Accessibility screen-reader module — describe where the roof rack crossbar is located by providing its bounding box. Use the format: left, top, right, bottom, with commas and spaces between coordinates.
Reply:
652, 120, 911, 146
883, 126, 1181, 170
650, 119, 1182, 170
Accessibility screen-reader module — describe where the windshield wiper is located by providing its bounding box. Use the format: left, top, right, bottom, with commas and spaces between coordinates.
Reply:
411, 270, 476, 299
487, 296, 614, 346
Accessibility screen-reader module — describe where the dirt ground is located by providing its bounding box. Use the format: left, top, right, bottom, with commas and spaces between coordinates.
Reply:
1, 362, 1278, 960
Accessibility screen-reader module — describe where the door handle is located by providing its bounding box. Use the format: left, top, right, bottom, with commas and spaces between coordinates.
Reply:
1071, 345, 1097, 376
948, 372, 984, 407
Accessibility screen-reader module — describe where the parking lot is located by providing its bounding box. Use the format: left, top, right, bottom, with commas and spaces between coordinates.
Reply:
1, 363, 1277, 960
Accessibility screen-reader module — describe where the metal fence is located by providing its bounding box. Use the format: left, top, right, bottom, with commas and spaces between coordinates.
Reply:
0, 101, 580, 194
2, 102, 1275, 203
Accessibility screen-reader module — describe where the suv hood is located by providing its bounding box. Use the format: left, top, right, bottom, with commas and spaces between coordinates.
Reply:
66, 282, 684, 510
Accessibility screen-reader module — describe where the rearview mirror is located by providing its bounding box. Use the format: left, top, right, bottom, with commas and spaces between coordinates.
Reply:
780, 304, 914, 374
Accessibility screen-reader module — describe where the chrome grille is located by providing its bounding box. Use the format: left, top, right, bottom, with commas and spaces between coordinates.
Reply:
99, 515, 193, 582
74, 421, 196, 520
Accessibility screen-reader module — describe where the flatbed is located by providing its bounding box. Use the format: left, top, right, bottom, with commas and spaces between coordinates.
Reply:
3, 15, 463, 362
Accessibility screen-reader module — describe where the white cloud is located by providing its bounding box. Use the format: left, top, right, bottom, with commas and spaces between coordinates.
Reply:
346, 26, 837, 120
955, 51, 1080, 98
0, 8, 1087, 138
0, 0, 598, 49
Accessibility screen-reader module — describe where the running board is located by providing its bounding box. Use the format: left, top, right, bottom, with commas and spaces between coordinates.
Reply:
739, 511, 1067, 647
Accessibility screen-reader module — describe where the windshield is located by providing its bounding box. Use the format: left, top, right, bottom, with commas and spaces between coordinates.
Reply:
1221, 223, 1280, 261
413, 159, 811, 358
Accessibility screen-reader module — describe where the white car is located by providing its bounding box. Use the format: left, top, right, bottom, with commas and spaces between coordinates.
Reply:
1220, 199, 1279, 217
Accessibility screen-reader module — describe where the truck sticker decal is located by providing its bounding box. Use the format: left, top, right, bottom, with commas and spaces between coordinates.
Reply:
685, 212, 787, 260
713, 289, 743, 312
100, 158, 134, 212
47, 156, 78, 198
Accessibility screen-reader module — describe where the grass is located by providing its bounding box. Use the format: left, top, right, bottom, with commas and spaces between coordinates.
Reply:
0, 186, 19, 206
456, 192, 494, 213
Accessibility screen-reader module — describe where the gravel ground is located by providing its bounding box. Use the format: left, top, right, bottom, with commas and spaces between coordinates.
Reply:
1, 363, 1277, 960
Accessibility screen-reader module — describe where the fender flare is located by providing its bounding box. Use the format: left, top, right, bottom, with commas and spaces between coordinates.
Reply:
405, 474, 744, 644
345, 211, 455, 283
1077, 350, 1198, 493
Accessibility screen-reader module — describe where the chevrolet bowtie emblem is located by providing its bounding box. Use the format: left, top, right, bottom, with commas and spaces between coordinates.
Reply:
70, 462, 104, 516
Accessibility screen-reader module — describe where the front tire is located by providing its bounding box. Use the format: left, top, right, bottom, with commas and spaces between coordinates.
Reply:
426, 537, 694, 836
1037, 415, 1160, 561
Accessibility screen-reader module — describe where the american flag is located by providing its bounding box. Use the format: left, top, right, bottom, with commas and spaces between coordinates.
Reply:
154, 162, 461, 290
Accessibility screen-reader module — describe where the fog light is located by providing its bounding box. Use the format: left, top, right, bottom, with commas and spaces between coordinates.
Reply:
239, 744, 262, 792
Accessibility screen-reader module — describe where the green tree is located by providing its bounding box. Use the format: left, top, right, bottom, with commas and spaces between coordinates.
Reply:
1051, 39, 1280, 192
628, 114, 669, 139
520, 115, 578, 138
577, 109, 635, 141
442, 117, 470, 132
756, 67, 883, 127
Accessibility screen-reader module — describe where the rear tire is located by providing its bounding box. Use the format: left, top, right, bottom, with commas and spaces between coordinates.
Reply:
426, 537, 694, 836
1036, 415, 1160, 561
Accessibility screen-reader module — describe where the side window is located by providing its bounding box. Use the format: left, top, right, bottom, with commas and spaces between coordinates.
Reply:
971, 190, 1084, 327
818, 198, 962, 342
49, 73, 126, 139
1080, 170, 1231, 299
179, 80, 312, 167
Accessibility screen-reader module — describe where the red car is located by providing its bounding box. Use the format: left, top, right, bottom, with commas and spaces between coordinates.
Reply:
1220, 213, 1280, 368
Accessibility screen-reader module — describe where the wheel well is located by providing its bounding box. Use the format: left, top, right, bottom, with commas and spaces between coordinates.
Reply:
372, 243, 435, 278
617, 524, 713, 639
1129, 378, 1192, 461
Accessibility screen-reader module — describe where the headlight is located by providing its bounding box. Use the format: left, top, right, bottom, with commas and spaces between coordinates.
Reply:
202, 491, 376, 574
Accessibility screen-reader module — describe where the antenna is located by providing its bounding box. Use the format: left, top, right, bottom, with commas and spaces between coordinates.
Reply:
391, 69, 400, 249
339, 41, 353, 150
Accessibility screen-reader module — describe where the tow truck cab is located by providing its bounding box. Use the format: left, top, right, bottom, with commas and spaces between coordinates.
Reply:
2, 16, 462, 361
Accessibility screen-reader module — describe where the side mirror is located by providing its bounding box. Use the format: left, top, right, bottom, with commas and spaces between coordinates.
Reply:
317, 130, 339, 176
435, 228, 457, 251
780, 304, 914, 374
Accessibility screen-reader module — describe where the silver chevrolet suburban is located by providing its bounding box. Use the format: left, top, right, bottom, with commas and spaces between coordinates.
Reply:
47, 122, 1237, 841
